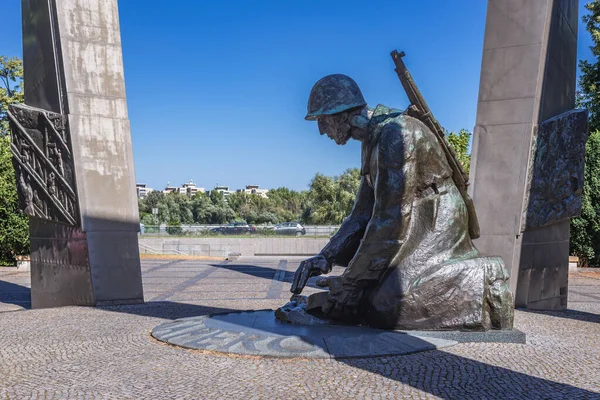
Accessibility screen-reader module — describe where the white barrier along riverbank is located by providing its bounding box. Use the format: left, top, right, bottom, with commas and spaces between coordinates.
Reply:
138, 237, 331, 257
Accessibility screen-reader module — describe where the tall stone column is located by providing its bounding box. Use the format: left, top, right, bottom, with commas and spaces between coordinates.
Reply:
469, 0, 582, 310
10, 0, 143, 307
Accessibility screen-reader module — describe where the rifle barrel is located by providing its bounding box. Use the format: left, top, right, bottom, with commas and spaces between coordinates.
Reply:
391, 51, 469, 184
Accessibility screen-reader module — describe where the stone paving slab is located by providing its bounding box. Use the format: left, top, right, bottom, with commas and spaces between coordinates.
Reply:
0, 257, 599, 398
152, 310, 458, 359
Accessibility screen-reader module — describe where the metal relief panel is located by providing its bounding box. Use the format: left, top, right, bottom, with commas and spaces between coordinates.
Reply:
8, 103, 79, 226
29, 218, 94, 308
521, 109, 589, 230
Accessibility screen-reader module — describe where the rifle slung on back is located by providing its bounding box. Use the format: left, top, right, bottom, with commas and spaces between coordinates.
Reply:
390, 50, 480, 239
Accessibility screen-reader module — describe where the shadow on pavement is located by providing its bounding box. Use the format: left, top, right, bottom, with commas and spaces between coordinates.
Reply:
0, 279, 31, 309
151, 308, 600, 399
99, 301, 237, 320
520, 308, 600, 324
143, 260, 599, 397
341, 349, 599, 399
4, 257, 597, 397
210, 262, 322, 290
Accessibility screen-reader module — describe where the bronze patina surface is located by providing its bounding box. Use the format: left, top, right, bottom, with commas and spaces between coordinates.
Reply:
279, 72, 514, 331
522, 109, 590, 231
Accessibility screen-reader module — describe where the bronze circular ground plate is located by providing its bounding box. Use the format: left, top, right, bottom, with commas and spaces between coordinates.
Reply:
152, 310, 462, 359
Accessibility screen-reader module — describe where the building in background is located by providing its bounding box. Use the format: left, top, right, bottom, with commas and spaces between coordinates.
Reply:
237, 184, 269, 198
139, 181, 268, 199
136, 183, 154, 199
212, 185, 235, 197
158, 180, 206, 197
181, 180, 205, 196
162, 182, 178, 194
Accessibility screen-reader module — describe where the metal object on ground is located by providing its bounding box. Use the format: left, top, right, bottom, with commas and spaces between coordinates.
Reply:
152, 310, 526, 359
152, 310, 459, 359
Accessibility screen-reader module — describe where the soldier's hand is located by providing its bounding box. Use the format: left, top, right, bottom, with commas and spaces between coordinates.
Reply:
290, 255, 331, 294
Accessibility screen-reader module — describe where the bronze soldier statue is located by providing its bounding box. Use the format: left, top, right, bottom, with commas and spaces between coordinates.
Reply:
278, 74, 514, 331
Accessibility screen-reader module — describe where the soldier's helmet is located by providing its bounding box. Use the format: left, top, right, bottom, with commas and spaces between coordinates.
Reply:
305, 74, 367, 120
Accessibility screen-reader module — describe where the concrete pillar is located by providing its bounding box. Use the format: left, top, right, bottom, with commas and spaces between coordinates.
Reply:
19, 0, 143, 307
470, 0, 578, 309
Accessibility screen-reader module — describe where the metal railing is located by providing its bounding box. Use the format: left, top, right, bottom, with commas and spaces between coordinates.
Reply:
138, 224, 340, 238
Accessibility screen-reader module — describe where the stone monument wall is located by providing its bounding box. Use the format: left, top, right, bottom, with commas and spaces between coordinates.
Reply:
470, 0, 582, 309
13, 0, 143, 307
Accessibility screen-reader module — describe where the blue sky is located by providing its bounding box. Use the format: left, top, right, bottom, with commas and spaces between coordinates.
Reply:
0, 1, 595, 191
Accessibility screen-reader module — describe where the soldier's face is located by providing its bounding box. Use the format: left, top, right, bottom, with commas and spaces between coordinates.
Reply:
317, 114, 351, 145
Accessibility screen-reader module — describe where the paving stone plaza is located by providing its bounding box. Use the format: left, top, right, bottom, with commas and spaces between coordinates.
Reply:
0, 256, 599, 399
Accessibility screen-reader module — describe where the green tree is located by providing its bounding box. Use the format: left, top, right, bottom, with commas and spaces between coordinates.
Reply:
570, 131, 600, 266
446, 129, 472, 174
144, 190, 164, 212
207, 190, 236, 224
0, 56, 24, 133
0, 56, 28, 264
173, 193, 194, 224
570, 1, 600, 266
578, 0, 600, 132
259, 187, 305, 223
302, 168, 361, 224
191, 192, 213, 223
